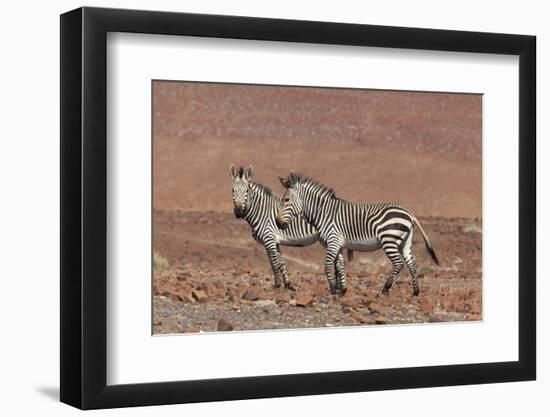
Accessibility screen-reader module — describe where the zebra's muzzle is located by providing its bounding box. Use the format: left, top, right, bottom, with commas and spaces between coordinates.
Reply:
234, 207, 245, 218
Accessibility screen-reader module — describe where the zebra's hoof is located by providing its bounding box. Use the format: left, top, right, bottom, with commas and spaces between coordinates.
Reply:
413, 288, 420, 296
273, 282, 282, 289
382, 286, 390, 295
330, 286, 338, 295
285, 283, 296, 291
340, 287, 347, 296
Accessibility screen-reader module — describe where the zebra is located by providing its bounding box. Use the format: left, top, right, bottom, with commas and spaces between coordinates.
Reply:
276, 172, 439, 296
230, 164, 351, 290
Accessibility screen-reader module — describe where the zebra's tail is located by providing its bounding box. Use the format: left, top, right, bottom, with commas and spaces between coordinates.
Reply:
347, 250, 354, 262
412, 216, 440, 265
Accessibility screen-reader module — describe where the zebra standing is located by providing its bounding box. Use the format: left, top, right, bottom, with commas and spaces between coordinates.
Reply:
230, 164, 349, 290
276, 172, 439, 296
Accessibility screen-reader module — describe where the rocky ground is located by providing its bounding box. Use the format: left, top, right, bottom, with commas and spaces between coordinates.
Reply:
152, 83, 483, 334
153, 212, 482, 334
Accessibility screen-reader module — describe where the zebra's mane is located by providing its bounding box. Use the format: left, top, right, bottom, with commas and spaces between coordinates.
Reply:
250, 181, 273, 197
284, 173, 336, 199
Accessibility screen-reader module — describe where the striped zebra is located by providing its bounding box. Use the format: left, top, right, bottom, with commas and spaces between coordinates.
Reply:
276, 172, 439, 296
230, 164, 350, 290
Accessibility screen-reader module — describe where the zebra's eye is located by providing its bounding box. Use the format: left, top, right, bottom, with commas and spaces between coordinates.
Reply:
283, 198, 289, 203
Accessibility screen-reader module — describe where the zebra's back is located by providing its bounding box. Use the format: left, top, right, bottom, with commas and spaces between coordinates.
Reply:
333, 200, 414, 249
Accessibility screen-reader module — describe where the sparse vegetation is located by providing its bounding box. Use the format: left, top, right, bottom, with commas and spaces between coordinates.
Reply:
463, 225, 482, 234
154, 251, 169, 269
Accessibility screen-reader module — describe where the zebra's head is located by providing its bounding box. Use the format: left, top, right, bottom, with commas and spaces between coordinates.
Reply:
229, 164, 254, 218
276, 171, 303, 230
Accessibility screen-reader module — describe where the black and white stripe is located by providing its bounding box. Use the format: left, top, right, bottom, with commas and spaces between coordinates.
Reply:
230, 165, 347, 289
276, 172, 439, 296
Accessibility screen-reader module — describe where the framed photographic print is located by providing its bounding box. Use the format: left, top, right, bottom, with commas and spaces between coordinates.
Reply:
60, 6, 536, 410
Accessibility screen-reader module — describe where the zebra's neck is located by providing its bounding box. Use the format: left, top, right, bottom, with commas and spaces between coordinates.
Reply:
299, 185, 336, 228
243, 182, 278, 224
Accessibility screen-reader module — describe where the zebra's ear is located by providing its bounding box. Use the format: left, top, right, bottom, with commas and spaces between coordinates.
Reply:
244, 165, 254, 180
278, 176, 289, 188
289, 170, 296, 183
229, 164, 238, 179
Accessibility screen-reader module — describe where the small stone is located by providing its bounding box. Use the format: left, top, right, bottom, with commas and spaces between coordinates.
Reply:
296, 295, 314, 307
342, 306, 354, 314
176, 271, 192, 281
216, 319, 234, 331
274, 292, 290, 303
192, 289, 208, 303
241, 289, 259, 301
169, 293, 182, 302
375, 316, 388, 324
312, 284, 328, 297
351, 314, 375, 324
197, 282, 210, 294
420, 303, 436, 314
368, 302, 382, 314
184, 327, 200, 333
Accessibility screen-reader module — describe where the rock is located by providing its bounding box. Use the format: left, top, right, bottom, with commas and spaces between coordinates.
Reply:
179, 291, 196, 304
312, 284, 328, 297
192, 289, 208, 303
184, 327, 200, 333
351, 314, 376, 325
169, 293, 182, 302
216, 319, 234, 331
296, 295, 314, 307
368, 302, 382, 314
241, 289, 259, 301
176, 271, 192, 281
274, 292, 290, 304
420, 303, 436, 314
342, 306, 354, 314
197, 282, 210, 294
375, 316, 388, 324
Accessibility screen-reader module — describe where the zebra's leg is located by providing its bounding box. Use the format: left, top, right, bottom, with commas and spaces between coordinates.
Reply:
276, 244, 295, 291
401, 233, 420, 296
381, 241, 405, 295
324, 245, 341, 295
264, 241, 282, 288
335, 251, 347, 296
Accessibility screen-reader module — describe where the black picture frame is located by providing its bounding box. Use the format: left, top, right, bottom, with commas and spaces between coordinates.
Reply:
60, 6, 536, 410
